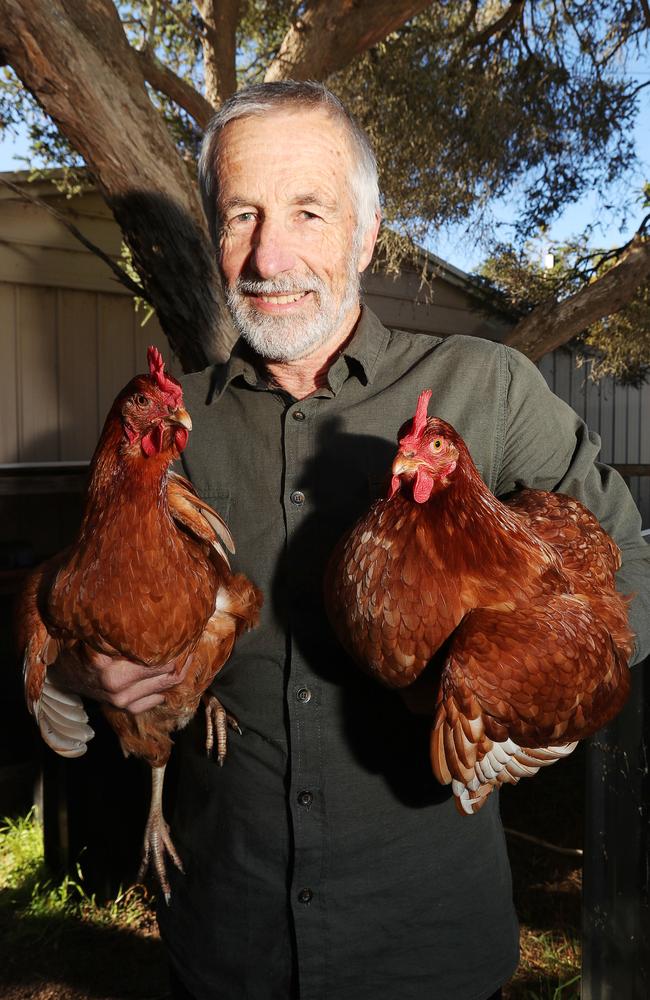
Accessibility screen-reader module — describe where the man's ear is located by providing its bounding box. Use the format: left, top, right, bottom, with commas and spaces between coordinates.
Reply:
358, 211, 382, 273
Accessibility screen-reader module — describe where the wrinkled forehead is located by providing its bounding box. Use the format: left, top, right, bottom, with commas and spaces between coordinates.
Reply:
214, 108, 358, 203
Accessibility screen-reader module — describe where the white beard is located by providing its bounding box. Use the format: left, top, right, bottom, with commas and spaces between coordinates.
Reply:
225, 241, 362, 363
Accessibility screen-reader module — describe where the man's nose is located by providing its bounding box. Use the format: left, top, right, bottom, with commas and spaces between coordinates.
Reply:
249, 220, 298, 279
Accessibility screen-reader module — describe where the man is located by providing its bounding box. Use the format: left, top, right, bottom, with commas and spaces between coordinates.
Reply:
58, 82, 650, 999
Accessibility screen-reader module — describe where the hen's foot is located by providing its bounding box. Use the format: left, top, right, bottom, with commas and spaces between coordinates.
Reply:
139, 765, 183, 904
204, 693, 242, 765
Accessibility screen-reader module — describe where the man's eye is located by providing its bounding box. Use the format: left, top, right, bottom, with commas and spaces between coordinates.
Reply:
299, 210, 320, 221
225, 212, 256, 230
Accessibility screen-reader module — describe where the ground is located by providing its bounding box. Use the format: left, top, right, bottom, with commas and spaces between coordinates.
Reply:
0, 744, 583, 1000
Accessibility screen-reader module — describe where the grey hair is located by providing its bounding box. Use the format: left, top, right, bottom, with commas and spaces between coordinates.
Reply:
198, 80, 380, 247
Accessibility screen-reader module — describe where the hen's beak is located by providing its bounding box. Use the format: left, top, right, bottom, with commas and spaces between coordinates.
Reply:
168, 406, 192, 431
392, 453, 419, 479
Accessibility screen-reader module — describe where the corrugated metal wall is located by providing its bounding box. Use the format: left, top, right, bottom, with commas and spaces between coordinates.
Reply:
538, 348, 650, 527
0, 282, 166, 464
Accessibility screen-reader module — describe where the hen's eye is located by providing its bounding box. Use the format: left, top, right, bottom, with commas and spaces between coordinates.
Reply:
431, 439, 442, 451
135, 394, 150, 407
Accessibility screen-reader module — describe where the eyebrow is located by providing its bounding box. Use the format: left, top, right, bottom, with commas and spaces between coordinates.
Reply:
220, 196, 256, 214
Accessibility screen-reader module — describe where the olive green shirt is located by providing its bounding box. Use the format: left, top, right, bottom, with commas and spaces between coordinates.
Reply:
159, 307, 650, 1000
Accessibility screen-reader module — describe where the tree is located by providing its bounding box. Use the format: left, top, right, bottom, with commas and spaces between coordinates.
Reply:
479, 191, 650, 384
0, 1, 648, 371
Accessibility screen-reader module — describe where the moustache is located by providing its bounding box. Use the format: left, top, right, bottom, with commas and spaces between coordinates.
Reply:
233, 275, 325, 296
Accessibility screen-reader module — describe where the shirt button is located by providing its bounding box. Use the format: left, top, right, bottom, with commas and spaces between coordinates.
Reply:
293, 410, 306, 421
298, 789, 313, 807
296, 687, 312, 703
298, 888, 313, 904
290, 490, 305, 505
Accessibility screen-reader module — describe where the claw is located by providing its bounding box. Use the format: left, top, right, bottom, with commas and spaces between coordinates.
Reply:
139, 764, 183, 903
204, 693, 241, 765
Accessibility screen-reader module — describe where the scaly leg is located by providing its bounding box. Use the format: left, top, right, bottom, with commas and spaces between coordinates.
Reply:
203, 693, 242, 765
138, 764, 184, 903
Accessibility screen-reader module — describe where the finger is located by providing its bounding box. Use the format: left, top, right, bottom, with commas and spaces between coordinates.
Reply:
125, 694, 166, 714
96, 658, 180, 692
106, 669, 184, 709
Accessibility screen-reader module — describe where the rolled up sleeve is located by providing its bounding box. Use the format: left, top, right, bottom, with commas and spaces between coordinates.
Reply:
497, 346, 650, 665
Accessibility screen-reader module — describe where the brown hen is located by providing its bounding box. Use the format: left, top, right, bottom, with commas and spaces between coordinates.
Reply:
325, 389, 632, 815
16, 348, 262, 896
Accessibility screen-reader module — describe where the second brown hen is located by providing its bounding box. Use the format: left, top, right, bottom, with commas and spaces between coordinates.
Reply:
326, 389, 632, 815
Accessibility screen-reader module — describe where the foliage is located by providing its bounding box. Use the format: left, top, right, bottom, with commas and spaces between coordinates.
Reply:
1, 1, 648, 242
477, 213, 650, 384
582, 279, 650, 385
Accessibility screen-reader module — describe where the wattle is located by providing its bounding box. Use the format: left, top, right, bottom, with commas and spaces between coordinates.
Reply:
141, 424, 164, 456
413, 468, 434, 503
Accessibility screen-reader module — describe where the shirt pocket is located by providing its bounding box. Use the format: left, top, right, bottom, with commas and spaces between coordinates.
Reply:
191, 486, 232, 527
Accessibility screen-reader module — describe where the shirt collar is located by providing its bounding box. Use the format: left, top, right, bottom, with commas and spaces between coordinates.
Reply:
207, 304, 390, 402
328, 305, 389, 392
208, 338, 265, 401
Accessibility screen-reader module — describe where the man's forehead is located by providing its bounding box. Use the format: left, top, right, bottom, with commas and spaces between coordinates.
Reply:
217, 108, 352, 167
215, 108, 355, 204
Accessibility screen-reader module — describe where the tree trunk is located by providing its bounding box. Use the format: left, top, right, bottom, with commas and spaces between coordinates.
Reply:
0, 0, 234, 371
196, 0, 240, 106
505, 237, 650, 360
265, 0, 433, 82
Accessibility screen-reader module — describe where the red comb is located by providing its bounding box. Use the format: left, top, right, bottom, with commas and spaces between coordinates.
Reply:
400, 389, 432, 447
147, 345, 183, 408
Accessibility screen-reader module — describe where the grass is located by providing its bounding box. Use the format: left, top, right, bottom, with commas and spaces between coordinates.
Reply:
0, 810, 167, 1000
1, 772, 583, 1000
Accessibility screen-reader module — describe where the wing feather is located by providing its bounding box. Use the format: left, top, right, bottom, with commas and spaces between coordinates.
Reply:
168, 471, 235, 564
432, 595, 631, 813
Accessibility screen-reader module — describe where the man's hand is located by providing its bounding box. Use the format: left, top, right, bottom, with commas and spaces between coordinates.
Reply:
49, 648, 190, 714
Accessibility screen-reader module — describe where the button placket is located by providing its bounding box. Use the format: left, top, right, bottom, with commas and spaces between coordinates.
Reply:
284, 397, 324, 979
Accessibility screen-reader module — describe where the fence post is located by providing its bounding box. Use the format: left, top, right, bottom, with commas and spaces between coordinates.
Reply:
582, 656, 649, 998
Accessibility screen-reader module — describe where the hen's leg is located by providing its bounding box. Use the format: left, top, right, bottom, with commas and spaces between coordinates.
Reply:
139, 764, 183, 903
203, 693, 242, 765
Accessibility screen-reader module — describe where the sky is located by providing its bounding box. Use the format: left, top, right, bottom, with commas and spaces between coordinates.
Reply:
429, 62, 650, 274
1, 64, 649, 277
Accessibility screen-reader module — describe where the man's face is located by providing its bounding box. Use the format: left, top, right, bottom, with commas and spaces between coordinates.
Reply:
215, 109, 378, 362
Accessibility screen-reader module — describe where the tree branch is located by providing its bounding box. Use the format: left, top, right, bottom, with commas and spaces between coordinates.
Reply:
446, 1, 479, 42
194, 0, 239, 106
264, 0, 433, 82
640, 0, 650, 30
144, 0, 159, 50
460, 0, 525, 53
503, 827, 583, 859
134, 46, 215, 127
504, 233, 650, 360
0, 176, 149, 299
